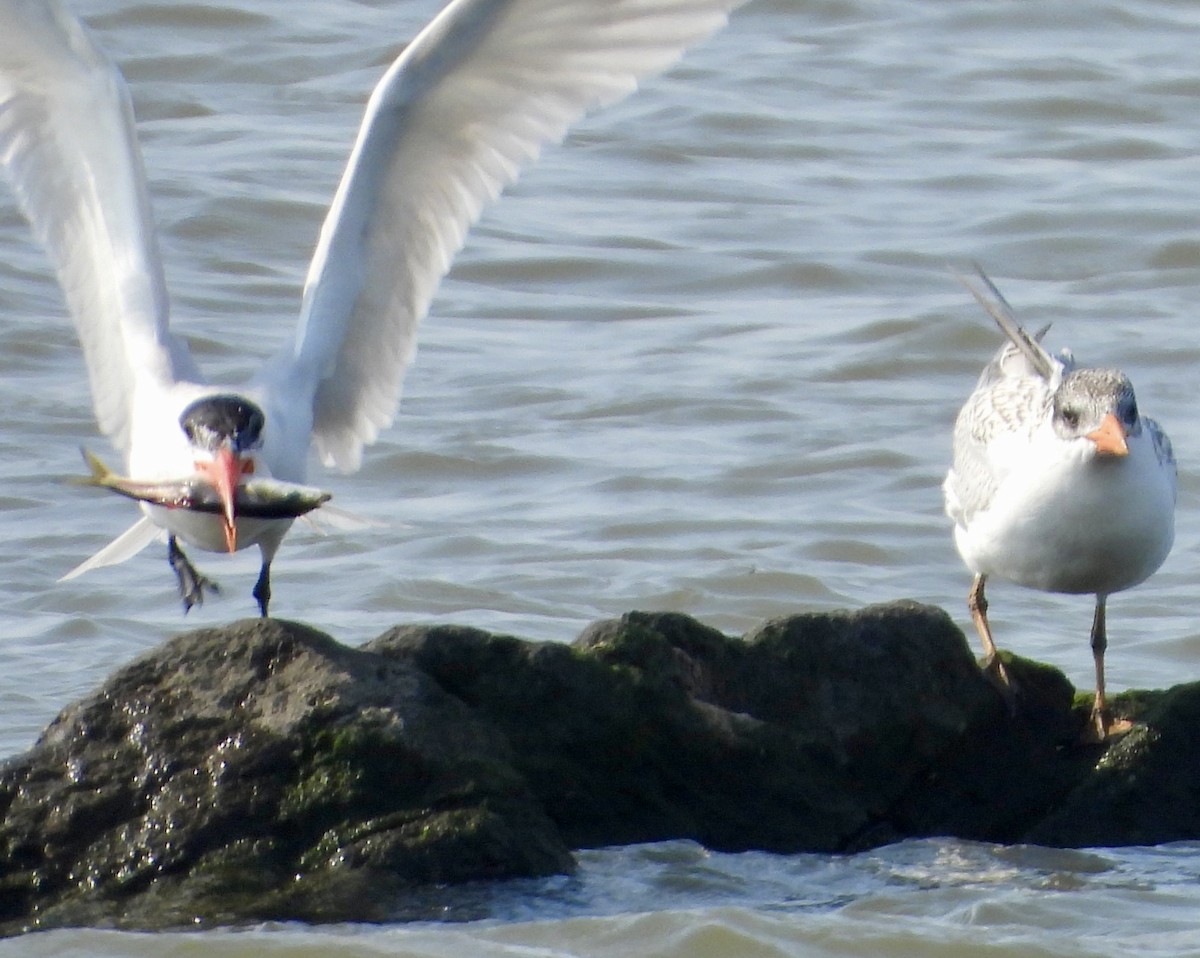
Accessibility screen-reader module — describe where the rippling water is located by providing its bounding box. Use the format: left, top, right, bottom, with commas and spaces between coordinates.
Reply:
9, 840, 1200, 956
3, 0, 1200, 953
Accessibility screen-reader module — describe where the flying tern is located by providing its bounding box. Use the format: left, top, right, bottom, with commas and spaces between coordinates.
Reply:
943, 269, 1176, 739
0, 0, 747, 615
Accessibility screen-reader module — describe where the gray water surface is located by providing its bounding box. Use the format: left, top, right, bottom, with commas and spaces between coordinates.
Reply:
2, 0, 1200, 953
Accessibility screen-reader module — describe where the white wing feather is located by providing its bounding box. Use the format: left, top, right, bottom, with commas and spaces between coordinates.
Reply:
58, 516, 162, 581
277, 0, 746, 472
0, 0, 199, 454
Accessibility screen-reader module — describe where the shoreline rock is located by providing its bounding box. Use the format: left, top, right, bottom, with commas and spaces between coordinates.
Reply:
0, 620, 571, 934
1, 601, 1197, 935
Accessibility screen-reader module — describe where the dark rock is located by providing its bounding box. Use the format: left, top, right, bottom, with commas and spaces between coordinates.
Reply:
1022, 683, 1200, 847
369, 617, 868, 852
2, 601, 1199, 936
0, 619, 570, 936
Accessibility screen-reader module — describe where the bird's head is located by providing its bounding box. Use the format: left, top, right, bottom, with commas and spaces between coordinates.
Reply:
1051, 368, 1139, 457
179, 395, 266, 552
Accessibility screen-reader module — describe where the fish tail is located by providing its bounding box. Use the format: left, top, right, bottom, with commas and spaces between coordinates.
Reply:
70, 447, 115, 487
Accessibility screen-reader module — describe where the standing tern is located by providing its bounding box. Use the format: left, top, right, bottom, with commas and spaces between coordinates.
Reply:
943, 269, 1176, 740
0, 0, 747, 615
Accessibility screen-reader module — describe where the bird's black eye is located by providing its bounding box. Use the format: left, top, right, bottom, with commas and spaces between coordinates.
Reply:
1060, 408, 1080, 429
241, 407, 265, 448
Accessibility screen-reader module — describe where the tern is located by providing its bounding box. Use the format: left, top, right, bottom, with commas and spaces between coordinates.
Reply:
943, 269, 1176, 740
0, 0, 746, 615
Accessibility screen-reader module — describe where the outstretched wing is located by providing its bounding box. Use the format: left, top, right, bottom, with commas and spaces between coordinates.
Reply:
58, 515, 162, 581
274, 0, 747, 472
0, 0, 199, 454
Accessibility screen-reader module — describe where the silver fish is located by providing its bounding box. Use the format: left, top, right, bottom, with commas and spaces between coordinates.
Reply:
73, 449, 331, 519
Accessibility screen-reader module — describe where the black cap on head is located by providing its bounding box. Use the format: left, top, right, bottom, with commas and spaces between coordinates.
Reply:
179, 394, 266, 454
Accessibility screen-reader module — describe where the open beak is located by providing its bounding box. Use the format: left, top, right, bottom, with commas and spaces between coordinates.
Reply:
198, 446, 242, 552
1086, 412, 1129, 458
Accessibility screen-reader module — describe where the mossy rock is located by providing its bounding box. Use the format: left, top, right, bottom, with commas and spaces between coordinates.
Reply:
5, 605, 1200, 937
0, 619, 569, 936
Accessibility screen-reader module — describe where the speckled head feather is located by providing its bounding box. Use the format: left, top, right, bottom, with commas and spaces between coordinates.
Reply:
1051, 368, 1140, 443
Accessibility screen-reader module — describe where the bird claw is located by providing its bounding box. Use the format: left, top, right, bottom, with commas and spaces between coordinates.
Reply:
1081, 706, 1134, 744
179, 570, 220, 614
167, 536, 219, 613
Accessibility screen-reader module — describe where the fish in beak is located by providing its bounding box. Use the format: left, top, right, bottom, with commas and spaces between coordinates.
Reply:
197, 446, 246, 552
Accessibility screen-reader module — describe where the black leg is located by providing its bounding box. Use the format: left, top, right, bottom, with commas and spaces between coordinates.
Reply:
252, 560, 271, 618
1087, 595, 1111, 740
167, 534, 218, 613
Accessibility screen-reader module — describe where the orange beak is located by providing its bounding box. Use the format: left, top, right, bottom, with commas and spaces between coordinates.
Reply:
197, 446, 242, 553
1086, 412, 1129, 458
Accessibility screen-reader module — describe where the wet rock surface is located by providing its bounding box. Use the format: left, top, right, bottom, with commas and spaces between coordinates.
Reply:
2, 601, 1197, 935
0, 619, 570, 935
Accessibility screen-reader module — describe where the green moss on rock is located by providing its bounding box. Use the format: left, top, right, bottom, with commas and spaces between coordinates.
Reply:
5, 605, 1200, 936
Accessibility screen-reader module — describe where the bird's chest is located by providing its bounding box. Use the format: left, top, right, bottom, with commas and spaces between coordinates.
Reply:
962, 436, 1173, 594
140, 503, 286, 555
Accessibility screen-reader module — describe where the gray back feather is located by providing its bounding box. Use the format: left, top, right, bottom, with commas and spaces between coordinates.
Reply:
945, 268, 1061, 525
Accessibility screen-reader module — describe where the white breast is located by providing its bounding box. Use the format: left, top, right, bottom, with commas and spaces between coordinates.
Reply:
951, 426, 1175, 596
140, 504, 293, 557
